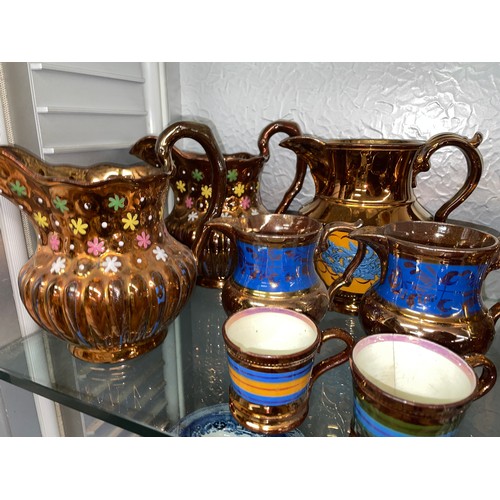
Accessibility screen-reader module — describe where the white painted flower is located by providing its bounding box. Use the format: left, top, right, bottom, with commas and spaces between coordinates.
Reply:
187, 211, 199, 222
50, 257, 66, 274
251, 208, 259, 216
102, 256, 122, 273
221, 212, 231, 218
153, 246, 168, 262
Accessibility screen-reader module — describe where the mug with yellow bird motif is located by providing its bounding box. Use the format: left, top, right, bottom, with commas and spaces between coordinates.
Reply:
222, 306, 355, 435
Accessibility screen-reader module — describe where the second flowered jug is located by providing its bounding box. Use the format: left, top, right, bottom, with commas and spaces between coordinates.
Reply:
0, 122, 219, 363
132, 120, 307, 288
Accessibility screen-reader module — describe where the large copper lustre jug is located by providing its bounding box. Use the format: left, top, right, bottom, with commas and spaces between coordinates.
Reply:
132, 120, 307, 288
0, 121, 222, 363
280, 132, 484, 315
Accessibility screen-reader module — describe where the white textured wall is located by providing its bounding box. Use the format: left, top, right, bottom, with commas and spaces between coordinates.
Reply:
178, 62, 500, 297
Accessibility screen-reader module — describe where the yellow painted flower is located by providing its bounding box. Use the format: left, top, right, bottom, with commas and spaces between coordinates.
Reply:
34, 211, 49, 229
122, 212, 139, 231
234, 182, 245, 197
201, 185, 212, 198
176, 180, 186, 193
70, 218, 88, 236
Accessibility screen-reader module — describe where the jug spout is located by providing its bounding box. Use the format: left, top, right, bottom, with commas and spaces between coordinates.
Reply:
129, 135, 161, 168
279, 136, 331, 193
279, 135, 329, 165
0, 146, 51, 229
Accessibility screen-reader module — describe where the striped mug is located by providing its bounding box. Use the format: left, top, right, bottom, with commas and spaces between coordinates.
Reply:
222, 307, 355, 435
350, 334, 497, 437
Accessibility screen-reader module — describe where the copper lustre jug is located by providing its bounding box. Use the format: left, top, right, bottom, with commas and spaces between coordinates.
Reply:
280, 132, 484, 315
344, 220, 500, 356
0, 121, 223, 363
131, 120, 307, 288
193, 213, 361, 323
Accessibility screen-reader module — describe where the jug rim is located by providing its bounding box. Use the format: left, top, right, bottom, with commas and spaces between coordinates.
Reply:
383, 220, 499, 252
172, 146, 263, 163
0, 144, 168, 187
236, 213, 324, 240
322, 138, 425, 149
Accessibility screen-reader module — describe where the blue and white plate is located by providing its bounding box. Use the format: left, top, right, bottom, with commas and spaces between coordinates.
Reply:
168, 403, 303, 437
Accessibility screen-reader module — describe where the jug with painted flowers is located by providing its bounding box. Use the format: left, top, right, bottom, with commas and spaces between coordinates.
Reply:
0, 121, 223, 363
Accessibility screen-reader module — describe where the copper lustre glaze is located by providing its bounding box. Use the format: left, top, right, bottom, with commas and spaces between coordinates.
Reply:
222, 307, 354, 435
349, 334, 496, 436
132, 120, 307, 288
193, 213, 362, 323
280, 132, 484, 315
0, 128, 199, 363
346, 220, 500, 355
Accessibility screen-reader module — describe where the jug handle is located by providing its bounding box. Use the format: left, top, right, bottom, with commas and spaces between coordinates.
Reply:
316, 220, 368, 304
412, 132, 483, 222
485, 249, 500, 325
192, 218, 238, 270
310, 327, 355, 385
463, 353, 497, 401
257, 120, 308, 214
155, 121, 227, 243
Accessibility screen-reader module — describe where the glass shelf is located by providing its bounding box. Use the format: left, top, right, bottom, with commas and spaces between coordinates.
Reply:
0, 285, 499, 437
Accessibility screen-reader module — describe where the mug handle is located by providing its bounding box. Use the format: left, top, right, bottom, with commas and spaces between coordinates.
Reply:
155, 121, 227, 243
257, 120, 308, 213
412, 132, 483, 222
463, 353, 497, 400
310, 327, 355, 384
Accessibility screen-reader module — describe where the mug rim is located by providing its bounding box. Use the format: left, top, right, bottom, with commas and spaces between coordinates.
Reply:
222, 307, 320, 362
351, 333, 478, 408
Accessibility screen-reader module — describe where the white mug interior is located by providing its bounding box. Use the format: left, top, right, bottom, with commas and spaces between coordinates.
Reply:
225, 308, 317, 356
353, 335, 477, 404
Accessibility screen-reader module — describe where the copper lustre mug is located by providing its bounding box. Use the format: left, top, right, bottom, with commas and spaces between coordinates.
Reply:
350, 334, 497, 437
222, 306, 355, 435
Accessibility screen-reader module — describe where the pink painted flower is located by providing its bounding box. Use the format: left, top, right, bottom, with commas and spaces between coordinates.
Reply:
49, 233, 60, 252
240, 196, 251, 210
185, 196, 193, 209
87, 237, 105, 256
136, 231, 152, 249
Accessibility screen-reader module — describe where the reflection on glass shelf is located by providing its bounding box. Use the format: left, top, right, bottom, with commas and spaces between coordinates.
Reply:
0, 286, 499, 437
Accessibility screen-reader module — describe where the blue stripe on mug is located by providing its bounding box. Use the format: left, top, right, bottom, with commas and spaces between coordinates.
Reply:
353, 398, 456, 437
227, 356, 313, 382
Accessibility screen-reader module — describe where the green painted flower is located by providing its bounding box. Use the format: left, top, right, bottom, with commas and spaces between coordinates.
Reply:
10, 180, 26, 197
108, 194, 126, 211
227, 169, 238, 182
192, 169, 204, 182
53, 196, 69, 213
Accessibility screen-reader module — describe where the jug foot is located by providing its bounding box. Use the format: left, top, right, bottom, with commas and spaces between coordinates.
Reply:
68, 329, 168, 363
